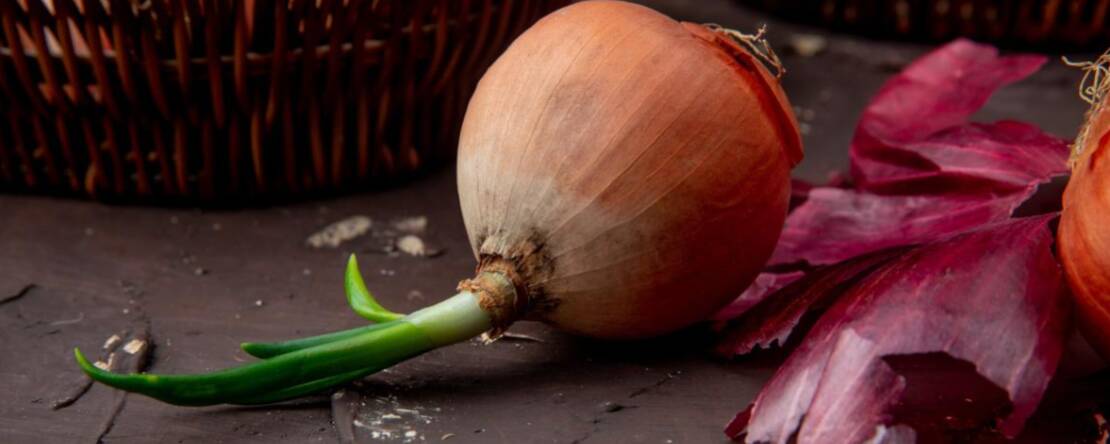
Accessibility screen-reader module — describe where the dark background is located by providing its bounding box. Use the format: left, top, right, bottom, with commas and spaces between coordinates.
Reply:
0, 0, 1098, 443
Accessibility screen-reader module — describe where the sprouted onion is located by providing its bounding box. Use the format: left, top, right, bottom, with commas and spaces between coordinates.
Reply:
74, 1, 802, 406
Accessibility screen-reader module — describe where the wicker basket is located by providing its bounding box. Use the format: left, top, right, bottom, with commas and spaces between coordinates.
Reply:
741, 0, 1110, 49
0, 0, 565, 203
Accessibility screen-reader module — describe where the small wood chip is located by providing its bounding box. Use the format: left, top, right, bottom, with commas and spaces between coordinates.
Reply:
441, 433, 455, 441
93, 353, 115, 370
102, 334, 122, 350
122, 339, 145, 354
307, 215, 372, 248
396, 235, 426, 257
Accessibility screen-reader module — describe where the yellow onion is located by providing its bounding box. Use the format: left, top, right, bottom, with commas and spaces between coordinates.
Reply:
457, 0, 802, 338
73, 0, 803, 407
1061, 52, 1110, 359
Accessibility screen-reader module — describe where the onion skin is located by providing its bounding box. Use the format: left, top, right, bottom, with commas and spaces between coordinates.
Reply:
457, 1, 801, 339
1060, 96, 1110, 359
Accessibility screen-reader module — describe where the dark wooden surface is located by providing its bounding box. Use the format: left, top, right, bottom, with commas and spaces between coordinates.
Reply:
0, 1, 1101, 443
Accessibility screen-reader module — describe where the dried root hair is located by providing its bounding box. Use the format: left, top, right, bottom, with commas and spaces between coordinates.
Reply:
1064, 50, 1110, 168
706, 24, 785, 79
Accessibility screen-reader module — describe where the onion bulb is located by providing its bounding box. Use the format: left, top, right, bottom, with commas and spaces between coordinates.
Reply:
74, 0, 801, 406
458, 0, 801, 338
1061, 52, 1110, 359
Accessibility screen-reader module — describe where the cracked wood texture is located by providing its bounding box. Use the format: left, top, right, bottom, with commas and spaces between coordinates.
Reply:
0, 0, 1104, 443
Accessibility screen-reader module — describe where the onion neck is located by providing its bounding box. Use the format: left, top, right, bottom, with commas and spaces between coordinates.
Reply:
1064, 51, 1110, 170
455, 270, 524, 336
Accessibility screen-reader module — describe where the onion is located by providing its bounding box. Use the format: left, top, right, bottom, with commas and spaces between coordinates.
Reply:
458, 0, 801, 338
1060, 52, 1110, 359
74, 0, 802, 406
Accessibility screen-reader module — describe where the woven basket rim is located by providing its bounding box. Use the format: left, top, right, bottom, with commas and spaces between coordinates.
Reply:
0, 19, 470, 67
0, 39, 386, 67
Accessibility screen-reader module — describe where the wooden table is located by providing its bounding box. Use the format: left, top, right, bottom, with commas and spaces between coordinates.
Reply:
0, 1, 1098, 443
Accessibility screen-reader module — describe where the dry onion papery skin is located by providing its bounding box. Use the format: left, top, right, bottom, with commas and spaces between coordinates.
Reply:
1061, 52, 1110, 359
457, 0, 802, 339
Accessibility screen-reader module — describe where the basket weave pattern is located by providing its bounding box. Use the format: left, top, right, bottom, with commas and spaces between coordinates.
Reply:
0, 0, 563, 202
742, 0, 1110, 48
